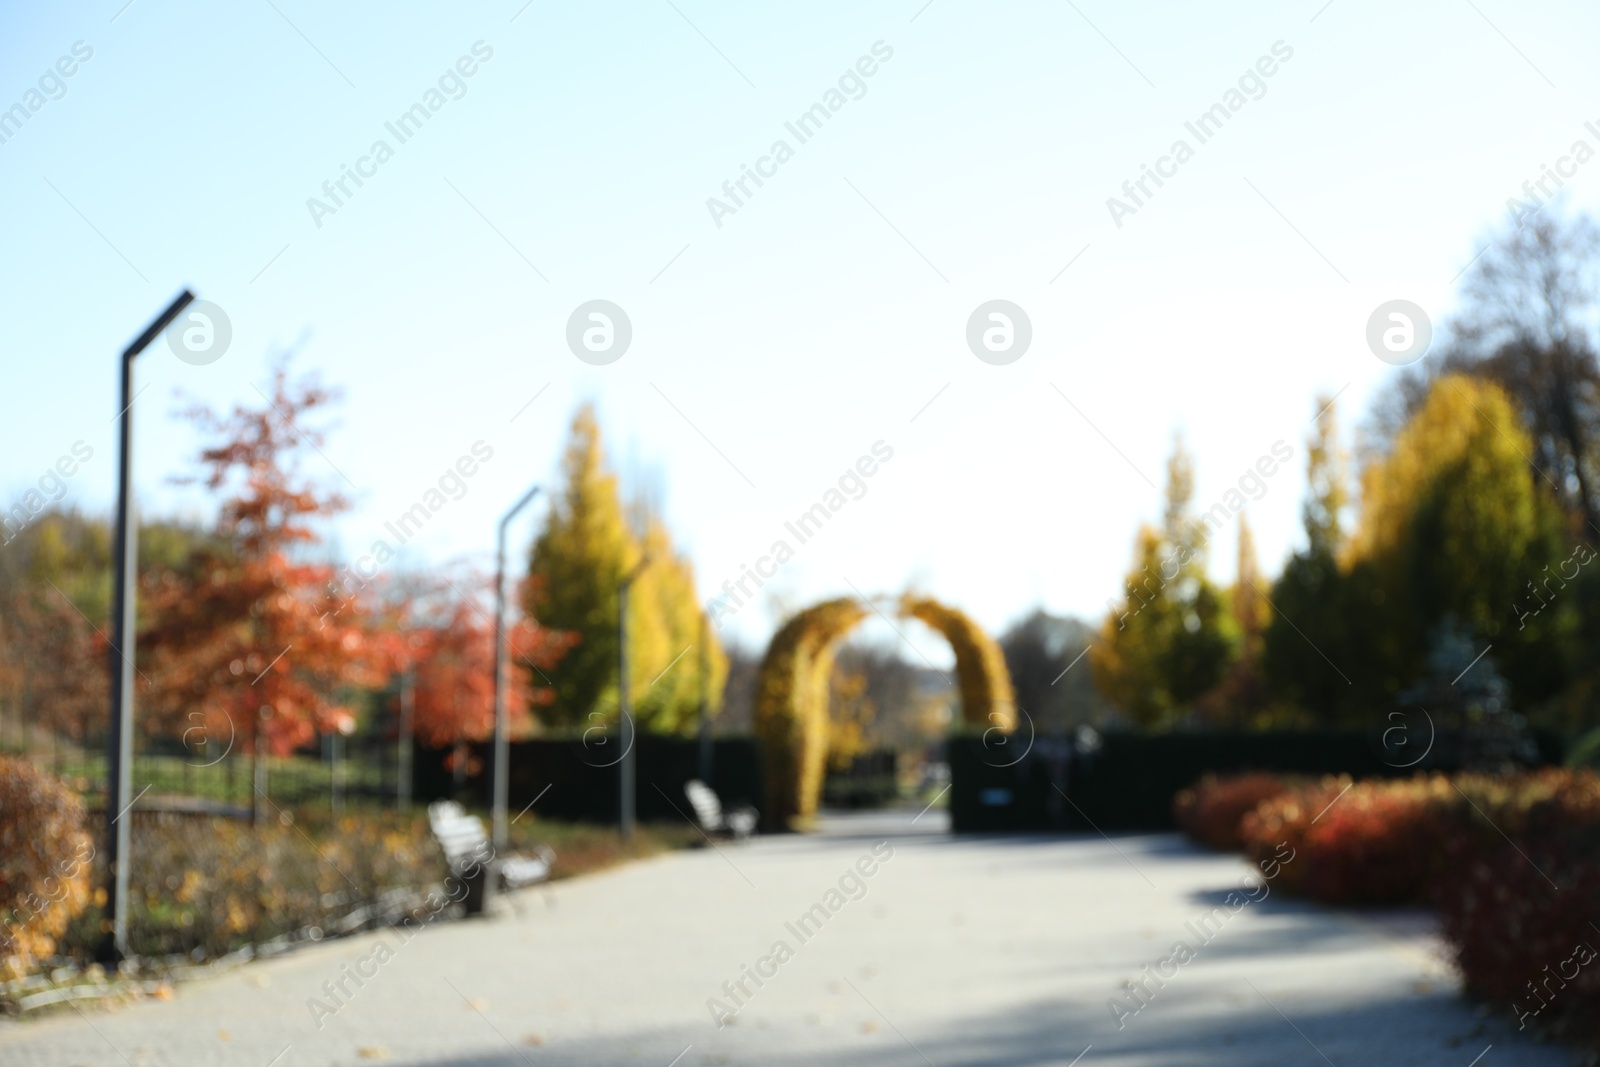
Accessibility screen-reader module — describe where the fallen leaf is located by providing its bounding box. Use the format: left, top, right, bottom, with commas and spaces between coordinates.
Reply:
358, 1046, 390, 1060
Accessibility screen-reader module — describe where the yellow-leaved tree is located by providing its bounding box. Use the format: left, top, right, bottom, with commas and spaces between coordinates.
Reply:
1346, 374, 1569, 702
631, 516, 727, 735
527, 405, 723, 733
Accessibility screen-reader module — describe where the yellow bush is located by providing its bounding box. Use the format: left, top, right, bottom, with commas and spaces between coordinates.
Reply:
0, 759, 93, 979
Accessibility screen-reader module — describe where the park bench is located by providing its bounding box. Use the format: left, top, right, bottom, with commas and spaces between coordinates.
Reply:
684, 779, 758, 839
427, 800, 554, 914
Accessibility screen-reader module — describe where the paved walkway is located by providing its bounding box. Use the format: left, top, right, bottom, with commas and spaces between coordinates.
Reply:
0, 811, 1574, 1066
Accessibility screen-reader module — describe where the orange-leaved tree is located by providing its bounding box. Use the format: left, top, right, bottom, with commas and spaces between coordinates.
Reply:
141, 359, 378, 776
380, 573, 575, 751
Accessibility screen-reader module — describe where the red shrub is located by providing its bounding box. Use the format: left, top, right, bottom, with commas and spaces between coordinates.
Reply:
1173, 772, 1290, 851
1436, 770, 1600, 1044
1239, 775, 1452, 904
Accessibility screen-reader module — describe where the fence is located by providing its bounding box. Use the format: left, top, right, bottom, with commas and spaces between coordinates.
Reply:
948, 727, 1569, 832
0, 704, 415, 816
412, 734, 764, 823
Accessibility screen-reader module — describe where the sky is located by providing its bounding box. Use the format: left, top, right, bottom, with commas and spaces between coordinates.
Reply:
3, 0, 1598, 652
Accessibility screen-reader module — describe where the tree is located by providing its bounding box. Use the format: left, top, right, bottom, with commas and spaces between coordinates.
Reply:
826, 653, 874, 771
1092, 525, 1179, 725
1203, 513, 1273, 726
999, 609, 1109, 732
1372, 205, 1600, 535
527, 405, 636, 728
828, 639, 948, 754
1263, 395, 1364, 722
629, 516, 727, 736
1091, 438, 1237, 727
0, 509, 223, 756
0, 511, 111, 749
527, 405, 724, 734
1450, 206, 1600, 535
382, 574, 574, 749
139, 359, 378, 777
0, 583, 104, 745
1348, 375, 1570, 707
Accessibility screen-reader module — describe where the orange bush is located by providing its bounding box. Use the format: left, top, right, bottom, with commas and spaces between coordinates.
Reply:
1436, 770, 1600, 1045
0, 759, 93, 979
1197, 767, 1600, 1045
1172, 772, 1291, 850
1238, 775, 1453, 903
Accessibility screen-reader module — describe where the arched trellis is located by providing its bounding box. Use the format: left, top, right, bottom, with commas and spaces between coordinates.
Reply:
753, 594, 1016, 830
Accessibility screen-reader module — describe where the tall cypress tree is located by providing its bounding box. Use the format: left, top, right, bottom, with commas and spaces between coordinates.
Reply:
526, 406, 726, 733
630, 515, 728, 735
527, 405, 638, 728
1264, 394, 1361, 722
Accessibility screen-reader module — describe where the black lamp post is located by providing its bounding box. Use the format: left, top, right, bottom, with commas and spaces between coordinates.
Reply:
101, 290, 195, 964
617, 556, 650, 841
491, 483, 541, 852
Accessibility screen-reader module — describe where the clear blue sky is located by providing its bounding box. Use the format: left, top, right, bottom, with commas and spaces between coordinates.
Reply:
2, 0, 1596, 649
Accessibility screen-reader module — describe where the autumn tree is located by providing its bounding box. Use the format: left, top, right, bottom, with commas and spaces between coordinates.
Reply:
526, 406, 635, 728
0, 508, 233, 762
629, 515, 727, 735
378, 573, 573, 750
0, 512, 110, 747
1201, 514, 1273, 725
1090, 526, 1171, 724
527, 405, 724, 734
0, 584, 104, 746
1263, 395, 1364, 722
1348, 375, 1570, 707
1091, 438, 1237, 727
830, 639, 950, 754
826, 655, 874, 771
1367, 206, 1600, 537
139, 359, 378, 805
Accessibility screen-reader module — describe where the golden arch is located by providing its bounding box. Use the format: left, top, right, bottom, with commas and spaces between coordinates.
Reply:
753, 594, 1016, 830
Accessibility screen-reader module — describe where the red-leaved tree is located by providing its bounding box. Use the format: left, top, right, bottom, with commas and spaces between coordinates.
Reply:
140, 359, 377, 768
380, 573, 575, 751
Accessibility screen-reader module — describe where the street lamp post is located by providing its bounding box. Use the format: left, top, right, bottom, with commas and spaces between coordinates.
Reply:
697, 614, 712, 785
491, 483, 541, 853
100, 290, 195, 964
397, 668, 414, 808
617, 557, 650, 841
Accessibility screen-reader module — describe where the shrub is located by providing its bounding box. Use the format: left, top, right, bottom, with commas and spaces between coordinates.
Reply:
0, 759, 93, 979
61, 810, 446, 963
1436, 770, 1600, 1045
1172, 772, 1291, 850
1238, 774, 1452, 904
43, 809, 700, 971
1216, 767, 1600, 1046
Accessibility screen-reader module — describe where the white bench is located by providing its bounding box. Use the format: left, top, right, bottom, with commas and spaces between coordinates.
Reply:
684, 779, 758, 839
427, 801, 554, 910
